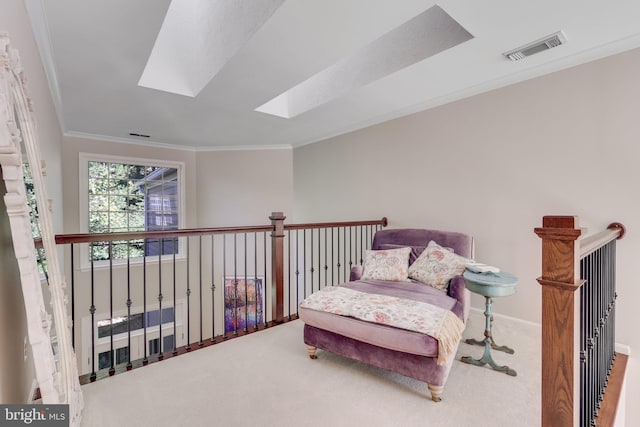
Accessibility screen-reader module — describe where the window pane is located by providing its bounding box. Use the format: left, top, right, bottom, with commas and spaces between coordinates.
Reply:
109, 163, 129, 179
111, 180, 130, 195
116, 347, 129, 365
128, 212, 145, 229
88, 178, 109, 195
162, 168, 177, 179
127, 196, 144, 210
88, 161, 108, 179
109, 212, 127, 229
98, 350, 112, 369
108, 196, 127, 211
127, 165, 146, 180
89, 212, 109, 233
89, 195, 108, 211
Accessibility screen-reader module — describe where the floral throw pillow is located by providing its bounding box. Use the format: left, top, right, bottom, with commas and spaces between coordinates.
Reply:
379, 244, 425, 266
408, 240, 468, 291
361, 247, 412, 282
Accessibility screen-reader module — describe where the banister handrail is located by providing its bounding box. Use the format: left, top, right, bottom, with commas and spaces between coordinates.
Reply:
578, 222, 625, 259
50, 225, 275, 245
37, 217, 389, 246
284, 217, 388, 231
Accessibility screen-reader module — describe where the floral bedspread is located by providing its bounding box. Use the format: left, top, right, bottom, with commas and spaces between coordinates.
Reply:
300, 286, 464, 365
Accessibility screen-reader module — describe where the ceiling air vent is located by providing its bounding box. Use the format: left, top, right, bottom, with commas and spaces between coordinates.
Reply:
503, 31, 567, 61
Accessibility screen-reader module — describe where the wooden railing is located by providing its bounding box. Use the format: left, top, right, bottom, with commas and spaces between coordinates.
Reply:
535, 216, 627, 427
42, 213, 387, 382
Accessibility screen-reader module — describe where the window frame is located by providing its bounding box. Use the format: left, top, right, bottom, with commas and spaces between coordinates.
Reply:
78, 152, 186, 270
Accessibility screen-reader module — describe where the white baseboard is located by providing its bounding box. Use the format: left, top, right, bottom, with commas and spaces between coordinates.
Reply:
615, 343, 631, 355
468, 307, 632, 356
469, 307, 541, 328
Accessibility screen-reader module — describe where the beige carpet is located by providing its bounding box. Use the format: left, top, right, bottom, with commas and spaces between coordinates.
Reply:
80, 310, 541, 427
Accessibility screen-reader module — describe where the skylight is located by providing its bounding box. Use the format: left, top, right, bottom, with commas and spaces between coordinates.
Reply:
255, 5, 473, 118
138, 0, 285, 97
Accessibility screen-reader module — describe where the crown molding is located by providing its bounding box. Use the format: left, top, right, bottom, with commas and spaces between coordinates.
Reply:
25, 0, 66, 132
64, 131, 292, 152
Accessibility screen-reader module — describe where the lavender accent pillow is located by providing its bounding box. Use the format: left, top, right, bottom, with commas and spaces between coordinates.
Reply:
361, 247, 412, 282
408, 240, 469, 291
379, 244, 425, 266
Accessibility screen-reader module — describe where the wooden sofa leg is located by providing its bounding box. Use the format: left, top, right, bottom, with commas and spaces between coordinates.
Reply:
306, 345, 318, 359
427, 384, 443, 402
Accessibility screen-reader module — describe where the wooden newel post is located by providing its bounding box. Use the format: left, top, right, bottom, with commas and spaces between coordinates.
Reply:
270, 212, 285, 324
534, 216, 584, 427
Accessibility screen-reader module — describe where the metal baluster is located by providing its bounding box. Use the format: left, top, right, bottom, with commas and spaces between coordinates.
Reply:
185, 236, 191, 351
331, 228, 334, 285
336, 227, 341, 283
359, 225, 364, 264
223, 234, 227, 338
199, 236, 203, 346
310, 229, 314, 295
126, 242, 132, 369
233, 233, 238, 335
317, 228, 321, 289
343, 227, 347, 283
596, 247, 601, 417
142, 239, 149, 364
263, 231, 267, 326
324, 228, 328, 287
211, 234, 216, 342
244, 233, 248, 333
580, 256, 586, 427
295, 230, 300, 300
303, 229, 307, 298
348, 226, 353, 279
592, 248, 597, 422
254, 232, 259, 326
89, 243, 96, 382
70, 243, 75, 350
158, 240, 164, 359
287, 229, 291, 320
591, 250, 597, 424
108, 242, 114, 375
172, 237, 177, 355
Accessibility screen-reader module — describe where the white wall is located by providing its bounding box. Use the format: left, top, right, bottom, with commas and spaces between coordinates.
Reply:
293, 47, 640, 425
195, 148, 293, 227
0, 0, 65, 403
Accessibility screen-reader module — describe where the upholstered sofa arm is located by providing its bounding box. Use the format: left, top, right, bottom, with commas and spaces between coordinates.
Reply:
448, 275, 469, 321
350, 265, 363, 282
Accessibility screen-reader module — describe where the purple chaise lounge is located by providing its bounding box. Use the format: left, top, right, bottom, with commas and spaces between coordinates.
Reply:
299, 228, 474, 402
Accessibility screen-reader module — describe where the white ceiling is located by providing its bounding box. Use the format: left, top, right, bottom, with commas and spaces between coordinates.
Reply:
25, 0, 640, 150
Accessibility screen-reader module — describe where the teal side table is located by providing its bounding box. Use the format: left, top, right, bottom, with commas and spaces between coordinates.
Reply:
460, 270, 518, 376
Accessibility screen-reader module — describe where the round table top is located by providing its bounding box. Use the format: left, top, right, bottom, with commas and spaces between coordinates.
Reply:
463, 270, 518, 297
463, 270, 518, 286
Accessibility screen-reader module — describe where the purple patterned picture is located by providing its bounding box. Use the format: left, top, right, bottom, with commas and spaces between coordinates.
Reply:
224, 277, 264, 333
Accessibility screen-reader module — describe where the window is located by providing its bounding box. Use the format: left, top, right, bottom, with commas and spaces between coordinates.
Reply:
149, 335, 174, 355
97, 307, 175, 339
98, 347, 129, 369
80, 154, 184, 262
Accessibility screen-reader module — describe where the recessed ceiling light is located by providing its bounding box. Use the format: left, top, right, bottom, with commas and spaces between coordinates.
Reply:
503, 31, 567, 61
